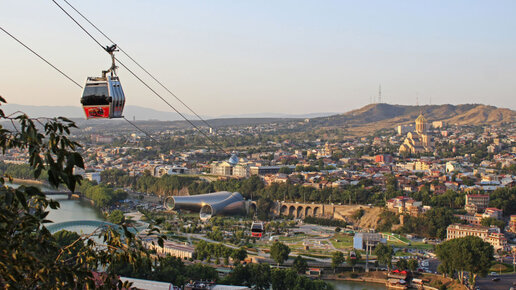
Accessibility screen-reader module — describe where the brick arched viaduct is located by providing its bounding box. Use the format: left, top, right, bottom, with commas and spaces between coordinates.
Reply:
247, 201, 336, 219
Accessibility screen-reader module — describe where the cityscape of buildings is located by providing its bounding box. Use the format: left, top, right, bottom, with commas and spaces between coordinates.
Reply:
2, 109, 516, 289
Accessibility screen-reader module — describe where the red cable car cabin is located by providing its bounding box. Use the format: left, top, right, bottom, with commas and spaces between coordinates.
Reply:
251, 222, 264, 238
81, 75, 125, 119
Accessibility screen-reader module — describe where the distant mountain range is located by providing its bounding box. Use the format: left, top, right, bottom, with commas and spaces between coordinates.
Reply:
2, 103, 514, 135
1, 104, 335, 121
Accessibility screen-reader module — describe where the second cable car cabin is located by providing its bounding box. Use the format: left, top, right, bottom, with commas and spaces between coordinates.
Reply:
80, 45, 125, 119
251, 221, 265, 238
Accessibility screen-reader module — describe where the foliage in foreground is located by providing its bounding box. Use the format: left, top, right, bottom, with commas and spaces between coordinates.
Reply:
0, 98, 162, 288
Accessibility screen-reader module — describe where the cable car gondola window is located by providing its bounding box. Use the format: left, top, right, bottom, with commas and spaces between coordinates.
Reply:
81, 84, 110, 105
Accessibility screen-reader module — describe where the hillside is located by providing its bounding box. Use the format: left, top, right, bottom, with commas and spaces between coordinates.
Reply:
308, 103, 516, 135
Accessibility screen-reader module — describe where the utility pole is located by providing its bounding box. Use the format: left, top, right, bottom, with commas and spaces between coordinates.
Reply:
378, 84, 382, 103
365, 237, 370, 272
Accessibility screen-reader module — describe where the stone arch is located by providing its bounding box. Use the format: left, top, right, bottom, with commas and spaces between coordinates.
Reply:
280, 205, 288, 216
296, 206, 303, 219
313, 207, 320, 217
289, 206, 296, 216
305, 207, 312, 217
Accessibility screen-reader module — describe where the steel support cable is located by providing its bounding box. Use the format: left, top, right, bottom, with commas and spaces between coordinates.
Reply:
123, 117, 160, 143
51, 0, 228, 154
0, 26, 83, 89
116, 57, 228, 154
60, 0, 215, 130
0, 26, 158, 143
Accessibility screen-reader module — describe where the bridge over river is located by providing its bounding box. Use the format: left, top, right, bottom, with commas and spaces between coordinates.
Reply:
43, 191, 82, 199
46, 220, 137, 234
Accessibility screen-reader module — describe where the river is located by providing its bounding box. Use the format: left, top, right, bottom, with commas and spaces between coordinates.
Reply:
8, 182, 105, 224
46, 194, 105, 224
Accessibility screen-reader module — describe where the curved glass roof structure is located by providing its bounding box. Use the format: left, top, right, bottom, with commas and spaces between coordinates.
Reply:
165, 191, 245, 220
228, 154, 239, 166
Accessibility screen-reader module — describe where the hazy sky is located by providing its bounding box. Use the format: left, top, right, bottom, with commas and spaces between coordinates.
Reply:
1, 0, 515, 116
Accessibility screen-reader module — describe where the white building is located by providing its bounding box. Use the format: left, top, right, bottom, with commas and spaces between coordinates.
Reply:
83, 172, 101, 184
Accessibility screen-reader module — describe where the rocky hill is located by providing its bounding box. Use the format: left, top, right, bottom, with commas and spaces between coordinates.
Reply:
308, 103, 516, 135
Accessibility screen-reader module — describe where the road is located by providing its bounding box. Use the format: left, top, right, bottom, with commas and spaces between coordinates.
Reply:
476, 273, 516, 290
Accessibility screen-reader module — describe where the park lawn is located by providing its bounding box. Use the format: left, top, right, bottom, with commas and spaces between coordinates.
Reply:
387, 240, 406, 247
387, 240, 434, 250
408, 241, 435, 250
331, 234, 354, 249
394, 251, 417, 257
278, 235, 307, 243
382, 232, 411, 244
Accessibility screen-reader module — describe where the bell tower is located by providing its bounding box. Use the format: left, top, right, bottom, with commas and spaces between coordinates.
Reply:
415, 113, 427, 134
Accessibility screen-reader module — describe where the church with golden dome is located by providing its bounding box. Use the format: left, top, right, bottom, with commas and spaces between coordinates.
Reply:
399, 113, 433, 154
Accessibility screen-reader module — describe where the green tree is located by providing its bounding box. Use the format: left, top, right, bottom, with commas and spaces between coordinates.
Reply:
374, 244, 394, 272
436, 236, 494, 286
257, 198, 273, 220
352, 208, 365, 220
108, 209, 125, 224
232, 247, 248, 264
396, 258, 408, 270
331, 251, 345, 273
270, 241, 290, 266
247, 263, 271, 290
293, 255, 308, 274
347, 251, 362, 272
408, 259, 419, 272
271, 268, 287, 290
224, 264, 249, 286
481, 217, 505, 231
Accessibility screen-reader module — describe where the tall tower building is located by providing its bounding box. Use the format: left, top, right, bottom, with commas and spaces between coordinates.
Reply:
415, 113, 427, 134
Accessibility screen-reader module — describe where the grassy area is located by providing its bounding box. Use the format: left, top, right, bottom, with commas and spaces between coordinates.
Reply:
387, 240, 434, 250
382, 232, 411, 244
330, 233, 354, 249
394, 250, 417, 257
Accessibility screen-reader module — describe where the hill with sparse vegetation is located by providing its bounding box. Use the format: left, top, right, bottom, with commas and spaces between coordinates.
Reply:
306, 103, 516, 135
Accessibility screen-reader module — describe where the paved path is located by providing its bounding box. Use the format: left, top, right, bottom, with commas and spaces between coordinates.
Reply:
476, 273, 516, 290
